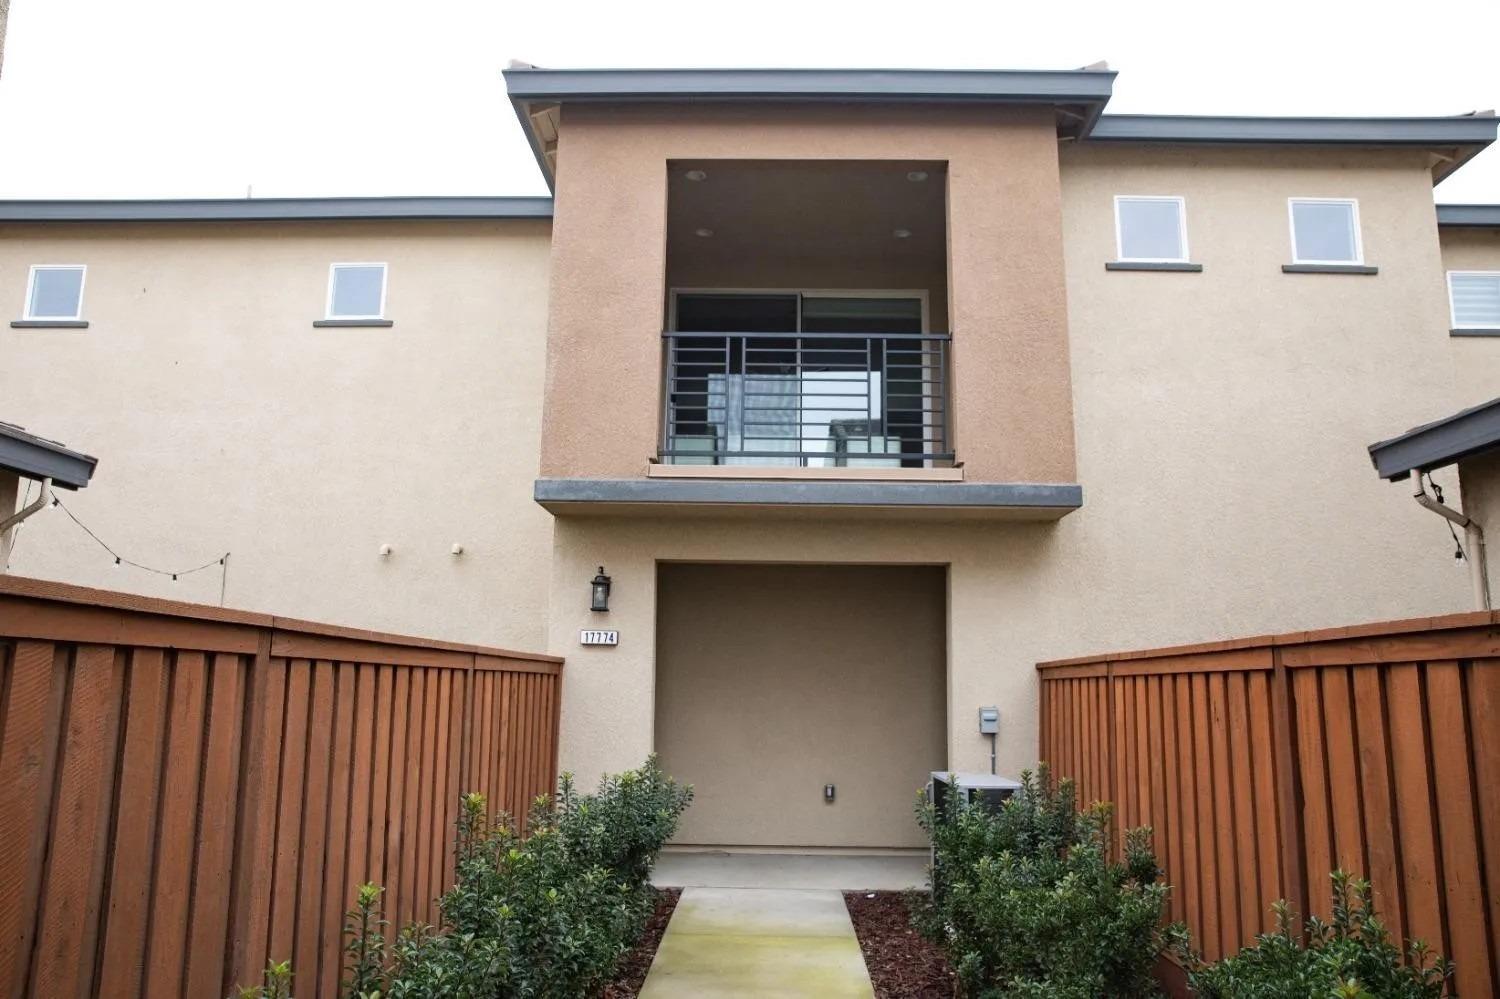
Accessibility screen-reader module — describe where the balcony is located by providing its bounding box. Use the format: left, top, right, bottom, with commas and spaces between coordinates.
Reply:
660, 330, 952, 468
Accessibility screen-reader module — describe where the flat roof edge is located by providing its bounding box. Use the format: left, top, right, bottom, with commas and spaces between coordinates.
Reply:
1089, 113, 1498, 147
0, 196, 555, 224
502, 66, 1118, 104
533, 477, 1083, 509
1368, 396, 1500, 479
1437, 204, 1500, 228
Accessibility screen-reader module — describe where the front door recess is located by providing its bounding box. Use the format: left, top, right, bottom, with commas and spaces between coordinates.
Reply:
655, 563, 947, 849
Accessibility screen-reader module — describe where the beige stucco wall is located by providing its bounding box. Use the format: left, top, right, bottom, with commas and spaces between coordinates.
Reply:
1459, 451, 1500, 601
542, 103, 1076, 484
550, 144, 1475, 813
656, 563, 945, 849
0, 220, 555, 648
1437, 226, 1500, 408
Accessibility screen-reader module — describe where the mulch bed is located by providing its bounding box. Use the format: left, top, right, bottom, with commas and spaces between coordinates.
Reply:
844, 891, 957, 998
597, 887, 682, 998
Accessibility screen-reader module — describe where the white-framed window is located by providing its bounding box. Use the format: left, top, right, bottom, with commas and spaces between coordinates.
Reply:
1448, 271, 1500, 329
1288, 198, 1364, 265
1114, 196, 1190, 262
325, 263, 388, 320
23, 265, 87, 320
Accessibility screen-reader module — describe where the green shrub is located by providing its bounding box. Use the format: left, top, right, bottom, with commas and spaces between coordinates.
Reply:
914, 764, 1174, 998
237, 756, 692, 999
1179, 870, 1451, 999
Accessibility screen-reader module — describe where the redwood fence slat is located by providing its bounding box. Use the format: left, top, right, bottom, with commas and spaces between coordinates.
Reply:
1039, 612, 1500, 994
0, 576, 561, 999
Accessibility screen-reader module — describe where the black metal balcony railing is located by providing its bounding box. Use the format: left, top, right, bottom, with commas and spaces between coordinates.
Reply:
660, 331, 953, 467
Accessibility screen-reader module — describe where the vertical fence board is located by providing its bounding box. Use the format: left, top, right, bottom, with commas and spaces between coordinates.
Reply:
143, 651, 209, 999
184, 652, 247, 999
0, 641, 63, 997
97, 648, 169, 998
317, 662, 357, 999
32, 644, 122, 999
1426, 661, 1493, 997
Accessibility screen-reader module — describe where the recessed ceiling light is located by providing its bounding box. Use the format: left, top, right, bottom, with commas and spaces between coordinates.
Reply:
892, 228, 912, 239
695, 227, 714, 237
906, 171, 929, 182
685, 169, 708, 182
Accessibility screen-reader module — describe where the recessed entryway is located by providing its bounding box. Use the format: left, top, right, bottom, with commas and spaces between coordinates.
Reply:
654, 563, 947, 849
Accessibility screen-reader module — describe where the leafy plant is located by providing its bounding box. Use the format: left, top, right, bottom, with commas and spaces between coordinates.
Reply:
1180, 870, 1451, 999
342, 883, 388, 998
232, 959, 293, 999
336, 756, 692, 999
914, 764, 1174, 998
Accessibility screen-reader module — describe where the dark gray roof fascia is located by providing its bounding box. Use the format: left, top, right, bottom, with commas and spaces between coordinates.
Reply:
533, 477, 1083, 510
0, 196, 554, 224
504, 65, 1118, 189
1367, 396, 1500, 480
1437, 204, 1500, 228
1090, 113, 1498, 146
0, 423, 98, 489
502, 66, 1117, 105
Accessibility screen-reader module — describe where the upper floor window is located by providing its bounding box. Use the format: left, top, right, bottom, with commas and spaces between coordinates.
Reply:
1114, 196, 1189, 262
1448, 271, 1500, 330
326, 263, 387, 320
1288, 198, 1363, 265
24, 265, 87, 321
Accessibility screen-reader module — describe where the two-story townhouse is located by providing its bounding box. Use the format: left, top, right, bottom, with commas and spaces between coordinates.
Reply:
1, 66, 1496, 852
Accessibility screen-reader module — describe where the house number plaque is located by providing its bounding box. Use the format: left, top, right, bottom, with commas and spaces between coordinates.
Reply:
580, 630, 619, 646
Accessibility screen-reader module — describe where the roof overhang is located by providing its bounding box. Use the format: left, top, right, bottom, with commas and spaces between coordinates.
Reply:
1368, 396, 1500, 481
503, 65, 1118, 190
534, 477, 1082, 521
1437, 204, 1500, 228
0, 196, 554, 224
0, 423, 97, 490
1088, 113, 1498, 184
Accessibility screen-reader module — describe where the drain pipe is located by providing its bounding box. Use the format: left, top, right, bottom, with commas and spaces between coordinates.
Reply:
1413, 473, 1491, 611
1, 477, 52, 570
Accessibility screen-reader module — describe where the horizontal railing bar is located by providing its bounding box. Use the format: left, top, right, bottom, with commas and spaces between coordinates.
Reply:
664, 330, 952, 341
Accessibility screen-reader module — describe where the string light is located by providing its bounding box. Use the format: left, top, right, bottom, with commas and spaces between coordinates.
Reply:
46, 494, 231, 604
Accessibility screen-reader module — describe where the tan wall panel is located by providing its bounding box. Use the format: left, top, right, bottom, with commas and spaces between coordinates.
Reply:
655, 563, 945, 848
0, 220, 554, 648
1437, 226, 1500, 408
1459, 451, 1500, 600
542, 103, 1076, 483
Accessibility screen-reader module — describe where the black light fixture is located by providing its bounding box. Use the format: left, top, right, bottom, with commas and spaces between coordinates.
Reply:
590, 566, 612, 612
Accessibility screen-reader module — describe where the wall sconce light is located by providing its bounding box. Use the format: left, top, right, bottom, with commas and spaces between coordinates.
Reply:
590, 566, 612, 612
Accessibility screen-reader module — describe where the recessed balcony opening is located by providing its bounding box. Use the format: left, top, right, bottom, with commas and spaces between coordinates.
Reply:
662, 160, 951, 469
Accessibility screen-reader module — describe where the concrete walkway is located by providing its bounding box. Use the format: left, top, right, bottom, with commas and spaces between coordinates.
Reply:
653, 850, 927, 891
639, 887, 875, 998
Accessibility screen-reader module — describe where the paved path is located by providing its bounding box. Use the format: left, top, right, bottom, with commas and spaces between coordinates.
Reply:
639, 887, 875, 998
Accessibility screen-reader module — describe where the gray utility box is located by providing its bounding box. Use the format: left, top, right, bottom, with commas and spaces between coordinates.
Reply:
926, 773, 1024, 895
928, 771, 1022, 818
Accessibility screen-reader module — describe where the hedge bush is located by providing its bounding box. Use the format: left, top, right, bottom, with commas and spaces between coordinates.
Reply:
233, 755, 692, 999
1179, 870, 1451, 999
914, 764, 1174, 998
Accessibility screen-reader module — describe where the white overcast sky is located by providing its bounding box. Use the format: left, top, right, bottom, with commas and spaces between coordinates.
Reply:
1, 0, 1497, 203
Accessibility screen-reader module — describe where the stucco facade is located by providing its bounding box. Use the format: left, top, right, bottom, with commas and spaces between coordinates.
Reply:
1438, 225, 1500, 406
1, 69, 1495, 849
0, 220, 554, 649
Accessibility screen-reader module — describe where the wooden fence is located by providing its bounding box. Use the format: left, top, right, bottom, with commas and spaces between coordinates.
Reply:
1038, 610, 1500, 997
0, 575, 563, 999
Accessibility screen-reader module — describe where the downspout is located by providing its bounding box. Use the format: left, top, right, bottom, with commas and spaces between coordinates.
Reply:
1413, 473, 1491, 611
0, 477, 51, 570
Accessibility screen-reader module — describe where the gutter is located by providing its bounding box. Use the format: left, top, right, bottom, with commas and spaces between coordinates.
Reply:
1412, 474, 1491, 611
